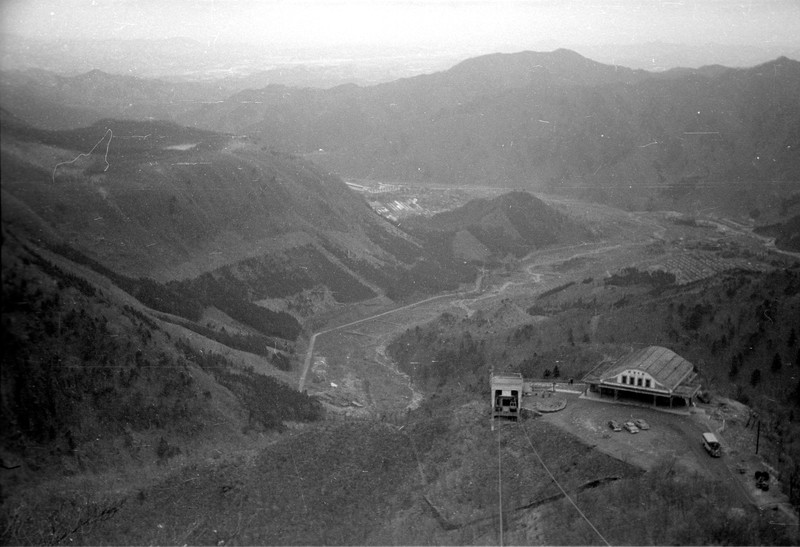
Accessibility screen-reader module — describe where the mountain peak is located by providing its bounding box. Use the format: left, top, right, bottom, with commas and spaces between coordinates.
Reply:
445, 48, 646, 88
550, 47, 588, 59
83, 68, 110, 79
757, 55, 800, 70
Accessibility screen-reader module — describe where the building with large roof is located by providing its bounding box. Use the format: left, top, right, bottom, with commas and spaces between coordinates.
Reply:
583, 346, 701, 408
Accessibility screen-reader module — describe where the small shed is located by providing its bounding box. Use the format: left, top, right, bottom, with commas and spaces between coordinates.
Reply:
491, 372, 524, 420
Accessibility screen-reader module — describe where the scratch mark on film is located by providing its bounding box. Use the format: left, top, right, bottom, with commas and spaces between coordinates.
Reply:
52, 128, 113, 183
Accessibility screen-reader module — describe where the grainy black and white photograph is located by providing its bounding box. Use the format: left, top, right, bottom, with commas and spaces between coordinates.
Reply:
1, 1, 799, 544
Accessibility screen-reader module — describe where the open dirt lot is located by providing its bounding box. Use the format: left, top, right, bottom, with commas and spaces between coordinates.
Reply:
538, 393, 793, 515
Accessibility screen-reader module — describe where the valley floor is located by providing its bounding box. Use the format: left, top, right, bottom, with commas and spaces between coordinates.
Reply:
4, 197, 799, 545
300, 195, 784, 417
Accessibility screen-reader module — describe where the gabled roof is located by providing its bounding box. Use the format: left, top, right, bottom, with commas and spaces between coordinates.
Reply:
491, 372, 524, 385
492, 372, 523, 379
602, 346, 694, 392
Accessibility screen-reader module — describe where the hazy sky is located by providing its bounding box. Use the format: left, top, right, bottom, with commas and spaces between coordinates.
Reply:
2, 0, 799, 51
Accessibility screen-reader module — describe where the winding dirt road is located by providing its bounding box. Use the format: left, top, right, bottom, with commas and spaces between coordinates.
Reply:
298, 292, 464, 393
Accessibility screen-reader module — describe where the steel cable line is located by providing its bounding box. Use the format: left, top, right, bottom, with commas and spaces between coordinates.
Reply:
496, 424, 504, 547
516, 419, 611, 546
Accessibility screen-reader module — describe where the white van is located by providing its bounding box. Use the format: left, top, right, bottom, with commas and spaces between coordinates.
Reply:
702, 432, 721, 457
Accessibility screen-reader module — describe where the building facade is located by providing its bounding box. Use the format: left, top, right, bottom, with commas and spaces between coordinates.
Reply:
583, 346, 701, 408
491, 372, 524, 420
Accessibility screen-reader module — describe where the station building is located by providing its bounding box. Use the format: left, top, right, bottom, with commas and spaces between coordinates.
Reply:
583, 346, 701, 408
491, 372, 524, 420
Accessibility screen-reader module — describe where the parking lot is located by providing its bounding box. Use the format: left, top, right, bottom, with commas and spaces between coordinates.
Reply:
539, 394, 708, 471
535, 392, 781, 512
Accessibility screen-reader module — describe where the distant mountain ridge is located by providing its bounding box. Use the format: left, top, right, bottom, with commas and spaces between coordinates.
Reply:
576, 41, 800, 72
2, 33, 795, 80
0, 68, 230, 129
0, 33, 465, 87
1, 115, 592, 326
444, 48, 650, 87
3, 49, 799, 219
182, 52, 800, 219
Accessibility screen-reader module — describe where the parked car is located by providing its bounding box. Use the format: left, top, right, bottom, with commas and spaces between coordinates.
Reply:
608, 420, 622, 432
623, 421, 639, 434
633, 419, 650, 430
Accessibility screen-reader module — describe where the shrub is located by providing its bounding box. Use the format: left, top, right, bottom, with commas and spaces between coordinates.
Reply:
156, 437, 181, 462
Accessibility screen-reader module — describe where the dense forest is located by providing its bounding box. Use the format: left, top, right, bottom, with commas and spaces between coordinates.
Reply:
0, 232, 322, 475
388, 266, 800, 513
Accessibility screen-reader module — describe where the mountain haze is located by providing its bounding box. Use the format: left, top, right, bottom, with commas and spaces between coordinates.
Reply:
1, 112, 595, 335
0, 68, 229, 130
183, 52, 800, 217
0, 117, 400, 281
4, 50, 798, 218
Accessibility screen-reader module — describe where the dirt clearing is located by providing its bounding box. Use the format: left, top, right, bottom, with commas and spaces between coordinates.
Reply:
540, 393, 795, 518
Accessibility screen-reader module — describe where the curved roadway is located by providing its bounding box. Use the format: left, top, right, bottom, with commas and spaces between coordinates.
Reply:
298, 292, 461, 392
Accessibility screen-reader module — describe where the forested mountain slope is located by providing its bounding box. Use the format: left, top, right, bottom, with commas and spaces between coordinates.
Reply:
0, 112, 596, 500
403, 190, 594, 261
185, 52, 800, 217
2, 115, 595, 313
0, 226, 323, 480
5, 50, 797, 218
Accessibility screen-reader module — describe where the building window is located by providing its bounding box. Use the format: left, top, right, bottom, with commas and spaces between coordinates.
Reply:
645, 379, 651, 388
621, 375, 628, 384
637, 378, 643, 387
